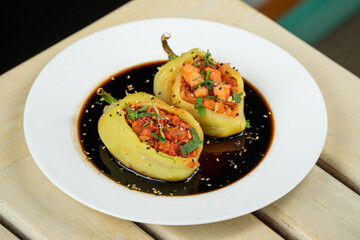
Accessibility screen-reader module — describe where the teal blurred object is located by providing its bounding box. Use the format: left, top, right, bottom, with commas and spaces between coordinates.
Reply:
277, 0, 360, 45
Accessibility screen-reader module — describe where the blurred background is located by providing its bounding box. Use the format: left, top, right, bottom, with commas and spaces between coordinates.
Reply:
1, 0, 359, 76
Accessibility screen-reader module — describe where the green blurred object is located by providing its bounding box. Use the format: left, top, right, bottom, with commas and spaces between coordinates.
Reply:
277, 0, 360, 45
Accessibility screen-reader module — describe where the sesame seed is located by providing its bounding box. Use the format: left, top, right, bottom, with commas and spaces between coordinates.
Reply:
263, 115, 268, 118
91, 105, 95, 108
85, 109, 88, 113
110, 76, 115, 80
206, 140, 210, 144
216, 158, 219, 162
127, 75, 130, 79
82, 133, 87, 136
146, 79, 150, 83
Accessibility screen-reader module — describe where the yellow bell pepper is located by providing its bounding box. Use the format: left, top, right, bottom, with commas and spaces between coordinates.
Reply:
97, 90, 204, 182
153, 34, 246, 138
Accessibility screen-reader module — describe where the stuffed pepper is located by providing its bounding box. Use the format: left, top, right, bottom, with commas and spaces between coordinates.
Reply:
97, 89, 203, 182
154, 33, 246, 138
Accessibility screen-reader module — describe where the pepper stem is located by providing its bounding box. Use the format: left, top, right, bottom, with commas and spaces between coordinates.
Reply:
161, 33, 178, 60
97, 88, 117, 105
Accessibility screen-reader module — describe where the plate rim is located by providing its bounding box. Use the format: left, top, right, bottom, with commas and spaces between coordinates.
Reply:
23, 17, 328, 225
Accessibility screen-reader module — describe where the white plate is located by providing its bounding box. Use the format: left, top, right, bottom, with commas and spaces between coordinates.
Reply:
24, 18, 327, 225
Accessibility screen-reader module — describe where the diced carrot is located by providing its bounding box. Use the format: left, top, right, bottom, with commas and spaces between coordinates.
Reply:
182, 63, 204, 87
194, 87, 208, 97
205, 67, 222, 83
213, 84, 231, 100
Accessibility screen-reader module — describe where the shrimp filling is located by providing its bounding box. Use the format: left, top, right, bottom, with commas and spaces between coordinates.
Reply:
180, 54, 243, 117
124, 104, 200, 158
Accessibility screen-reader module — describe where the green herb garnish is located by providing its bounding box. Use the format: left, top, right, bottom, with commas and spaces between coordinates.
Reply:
156, 152, 176, 163
138, 112, 155, 118
205, 70, 211, 80
177, 132, 182, 136
159, 127, 166, 139
125, 103, 154, 120
192, 76, 203, 82
152, 101, 162, 120
193, 61, 198, 67
151, 132, 167, 143
180, 128, 203, 156
135, 121, 151, 132
195, 97, 206, 116
246, 120, 251, 128
200, 70, 206, 75
233, 91, 243, 103
193, 78, 215, 91
201, 50, 213, 67
205, 94, 221, 101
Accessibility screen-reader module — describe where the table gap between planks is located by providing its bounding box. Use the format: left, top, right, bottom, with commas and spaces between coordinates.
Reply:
0, 0, 359, 239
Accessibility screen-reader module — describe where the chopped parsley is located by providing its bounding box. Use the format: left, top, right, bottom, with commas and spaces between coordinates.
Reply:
205, 94, 221, 101
195, 97, 206, 116
152, 101, 162, 120
193, 61, 198, 67
205, 70, 211, 80
177, 132, 182, 136
180, 128, 203, 156
201, 49, 213, 67
200, 70, 206, 75
151, 132, 167, 143
192, 76, 203, 82
125, 103, 155, 120
138, 112, 155, 118
246, 120, 251, 128
159, 127, 166, 139
233, 91, 243, 103
135, 121, 151, 132
193, 72, 215, 91
156, 152, 176, 163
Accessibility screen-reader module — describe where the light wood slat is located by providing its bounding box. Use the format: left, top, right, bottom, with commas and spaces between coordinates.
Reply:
235, 11, 360, 194
255, 166, 360, 240
138, 215, 283, 240
0, 224, 19, 240
0, 155, 153, 240
0, 0, 283, 239
1, 0, 359, 239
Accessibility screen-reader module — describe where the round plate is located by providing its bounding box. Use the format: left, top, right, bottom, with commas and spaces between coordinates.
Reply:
24, 18, 327, 225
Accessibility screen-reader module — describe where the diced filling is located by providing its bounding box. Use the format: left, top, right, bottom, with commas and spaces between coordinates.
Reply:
180, 51, 244, 117
124, 103, 202, 159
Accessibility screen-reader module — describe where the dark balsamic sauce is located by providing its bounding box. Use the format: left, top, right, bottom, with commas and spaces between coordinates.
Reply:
78, 60, 274, 196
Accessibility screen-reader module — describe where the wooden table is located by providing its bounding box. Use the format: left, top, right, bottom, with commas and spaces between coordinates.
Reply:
1, 0, 359, 239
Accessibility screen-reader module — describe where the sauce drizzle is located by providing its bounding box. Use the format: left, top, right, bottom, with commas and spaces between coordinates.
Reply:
78, 60, 274, 196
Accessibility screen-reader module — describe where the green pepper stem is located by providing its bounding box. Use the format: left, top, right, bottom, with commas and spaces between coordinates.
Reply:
161, 33, 178, 60
97, 88, 117, 105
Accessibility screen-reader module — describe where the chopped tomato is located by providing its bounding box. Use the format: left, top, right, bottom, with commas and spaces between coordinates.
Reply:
180, 56, 241, 117
125, 104, 199, 158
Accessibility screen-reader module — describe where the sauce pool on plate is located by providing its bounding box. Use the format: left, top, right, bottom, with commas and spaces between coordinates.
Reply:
78, 60, 274, 196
